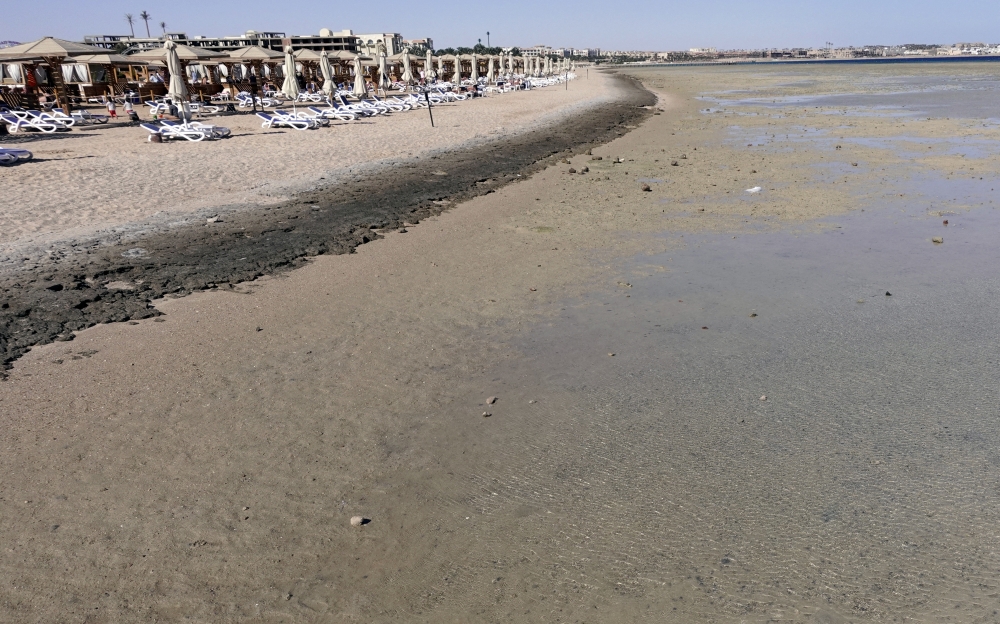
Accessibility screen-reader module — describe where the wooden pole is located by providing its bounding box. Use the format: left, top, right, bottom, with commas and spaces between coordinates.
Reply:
44, 56, 71, 112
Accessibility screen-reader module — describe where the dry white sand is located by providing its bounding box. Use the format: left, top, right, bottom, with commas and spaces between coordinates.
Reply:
0, 73, 613, 261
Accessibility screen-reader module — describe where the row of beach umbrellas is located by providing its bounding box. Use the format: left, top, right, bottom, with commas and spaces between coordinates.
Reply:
0, 36, 578, 107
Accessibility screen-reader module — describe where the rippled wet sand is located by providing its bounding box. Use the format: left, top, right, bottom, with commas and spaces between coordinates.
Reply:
403, 66, 1000, 622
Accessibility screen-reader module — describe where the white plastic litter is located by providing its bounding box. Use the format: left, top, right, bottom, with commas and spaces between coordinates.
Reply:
746, 186, 762, 194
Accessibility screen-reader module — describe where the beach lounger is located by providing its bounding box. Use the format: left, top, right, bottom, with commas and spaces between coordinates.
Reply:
160, 120, 230, 139
307, 106, 358, 121
1, 112, 60, 133
256, 112, 316, 130
66, 109, 109, 124
141, 122, 210, 141
0, 146, 33, 161
273, 109, 329, 127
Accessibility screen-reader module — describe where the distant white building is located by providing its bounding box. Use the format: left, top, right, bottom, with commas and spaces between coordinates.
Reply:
355, 32, 404, 56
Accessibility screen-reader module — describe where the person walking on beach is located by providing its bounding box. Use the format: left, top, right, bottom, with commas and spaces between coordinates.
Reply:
106, 97, 117, 119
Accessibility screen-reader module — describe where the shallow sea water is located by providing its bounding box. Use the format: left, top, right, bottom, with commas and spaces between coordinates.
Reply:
427, 69, 1000, 622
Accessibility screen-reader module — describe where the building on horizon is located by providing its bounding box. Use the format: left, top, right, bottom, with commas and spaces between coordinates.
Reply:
82, 28, 361, 55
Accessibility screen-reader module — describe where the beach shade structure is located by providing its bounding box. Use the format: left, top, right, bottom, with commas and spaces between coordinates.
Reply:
436, 56, 444, 80
319, 50, 335, 96
280, 46, 299, 100
351, 55, 366, 97
132, 42, 222, 97
400, 51, 413, 85
164, 41, 188, 102
425, 49, 435, 80
470, 54, 479, 82
72, 52, 146, 95
376, 42, 390, 92
293, 48, 324, 82
0, 36, 108, 112
486, 56, 495, 82
225, 45, 282, 92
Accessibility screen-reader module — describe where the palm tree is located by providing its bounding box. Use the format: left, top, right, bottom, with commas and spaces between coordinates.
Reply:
139, 11, 151, 37
125, 14, 135, 38
160, 21, 167, 35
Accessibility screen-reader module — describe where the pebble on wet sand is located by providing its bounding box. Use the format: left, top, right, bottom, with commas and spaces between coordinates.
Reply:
350, 516, 370, 527
641, 184, 651, 192
932, 236, 943, 244
760, 395, 767, 401
487, 396, 497, 404
482, 412, 492, 417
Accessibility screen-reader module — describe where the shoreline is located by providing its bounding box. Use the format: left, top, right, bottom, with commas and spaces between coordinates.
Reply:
3, 62, 996, 621
0, 73, 655, 370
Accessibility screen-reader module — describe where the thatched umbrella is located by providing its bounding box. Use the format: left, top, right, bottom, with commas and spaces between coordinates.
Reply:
0, 36, 108, 111
351, 55, 366, 97
319, 50, 335, 96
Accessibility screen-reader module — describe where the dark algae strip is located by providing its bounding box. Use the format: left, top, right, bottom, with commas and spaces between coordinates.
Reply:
0, 75, 654, 372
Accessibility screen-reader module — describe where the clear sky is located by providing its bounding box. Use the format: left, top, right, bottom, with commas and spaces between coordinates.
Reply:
3, 0, 999, 51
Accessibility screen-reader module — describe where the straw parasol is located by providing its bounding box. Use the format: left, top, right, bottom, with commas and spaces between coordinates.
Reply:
351, 55, 366, 97
470, 53, 479, 82
425, 49, 435, 80
486, 56, 495, 82
319, 50, 335, 96
436, 55, 444, 80
400, 51, 413, 85
279, 46, 299, 99
0, 36, 108, 111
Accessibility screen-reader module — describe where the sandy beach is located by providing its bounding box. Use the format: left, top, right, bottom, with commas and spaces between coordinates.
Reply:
0, 72, 615, 263
3, 62, 1000, 621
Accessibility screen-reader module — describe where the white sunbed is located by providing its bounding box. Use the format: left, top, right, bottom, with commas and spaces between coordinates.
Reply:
140, 122, 212, 142
256, 112, 317, 130
274, 109, 329, 127
1, 112, 61, 133
307, 106, 358, 121
160, 120, 231, 138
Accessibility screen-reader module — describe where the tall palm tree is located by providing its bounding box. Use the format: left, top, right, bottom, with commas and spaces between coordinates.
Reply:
139, 11, 151, 37
160, 21, 167, 35
125, 14, 135, 38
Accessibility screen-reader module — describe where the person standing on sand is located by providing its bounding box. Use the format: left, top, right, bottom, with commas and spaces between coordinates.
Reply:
106, 98, 117, 119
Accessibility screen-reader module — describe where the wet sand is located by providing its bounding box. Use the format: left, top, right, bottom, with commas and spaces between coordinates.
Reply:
3, 63, 1000, 622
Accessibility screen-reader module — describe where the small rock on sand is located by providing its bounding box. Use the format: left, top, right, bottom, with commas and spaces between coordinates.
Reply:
482, 412, 492, 417
932, 236, 943, 244
350, 516, 370, 527
641, 184, 651, 192
568, 168, 577, 174
760, 395, 767, 401
487, 396, 497, 404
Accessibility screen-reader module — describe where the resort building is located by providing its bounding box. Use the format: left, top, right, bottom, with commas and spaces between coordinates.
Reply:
354, 33, 405, 56
82, 29, 360, 55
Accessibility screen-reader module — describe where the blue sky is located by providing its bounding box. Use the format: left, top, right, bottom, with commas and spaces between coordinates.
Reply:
4, 0, 999, 50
